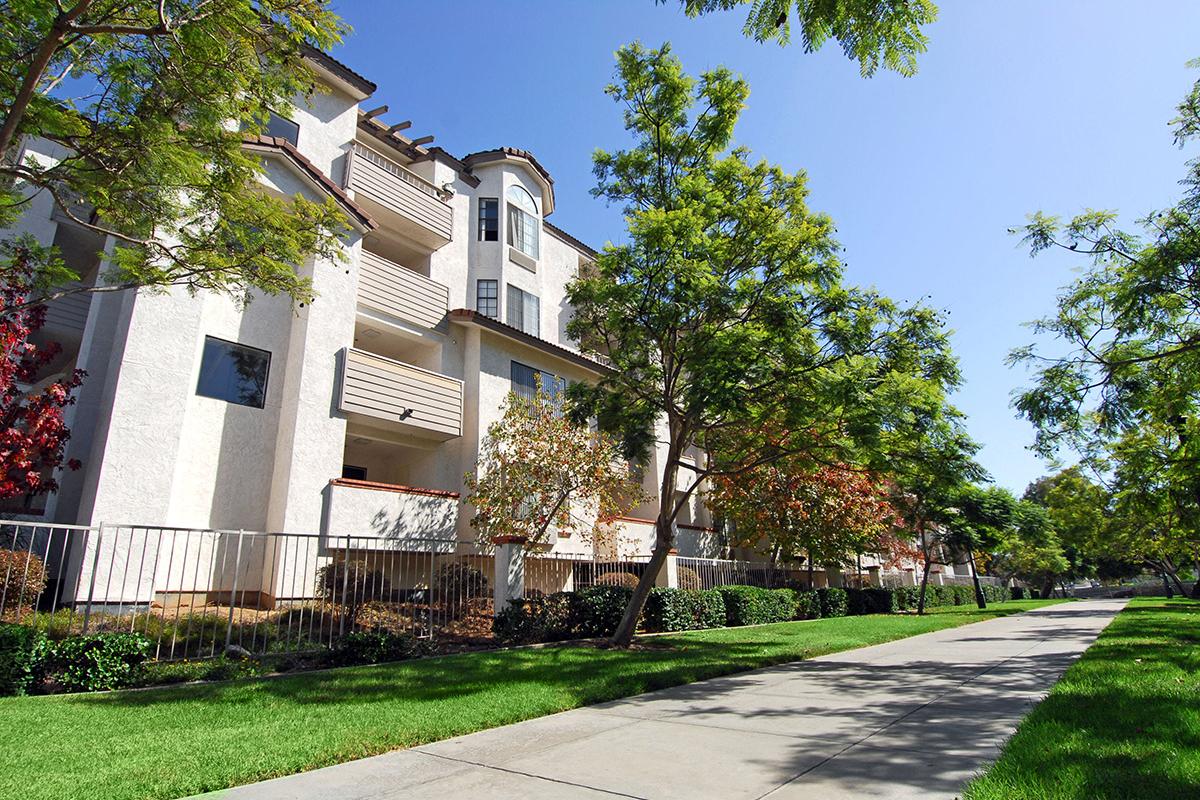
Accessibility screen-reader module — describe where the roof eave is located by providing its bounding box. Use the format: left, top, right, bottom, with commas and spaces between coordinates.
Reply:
448, 309, 611, 375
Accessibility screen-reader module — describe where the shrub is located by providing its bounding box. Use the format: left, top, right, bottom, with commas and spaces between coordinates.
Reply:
816, 587, 848, 618
326, 631, 432, 667
846, 588, 896, 615
892, 585, 929, 611
643, 587, 726, 632
594, 571, 640, 589
676, 565, 702, 591
491, 587, 627, 644
0, 549, 48, 614
315, 560, 391, 604
47, 632, 152, 692
492, 599, 541, 644
716, 586, 797, 626
794, 589, 821, 619
0, 622, 49, 695
982, 584, 1009, 604
493, 592, 580, 645
575, 585, 632, 637
435, 562, 489, 601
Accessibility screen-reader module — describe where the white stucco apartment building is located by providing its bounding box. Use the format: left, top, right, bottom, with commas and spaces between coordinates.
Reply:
3, 46, 723, 581
3, 47, 960, 616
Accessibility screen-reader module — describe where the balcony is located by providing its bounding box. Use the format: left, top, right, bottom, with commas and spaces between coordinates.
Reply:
323, 478, 460, 548
338, 348, 463, 440
346, 143, 452, 250
357, 250, 448, 330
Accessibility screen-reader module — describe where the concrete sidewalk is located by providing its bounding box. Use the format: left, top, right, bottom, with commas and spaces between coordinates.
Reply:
203, 599, 1125, 800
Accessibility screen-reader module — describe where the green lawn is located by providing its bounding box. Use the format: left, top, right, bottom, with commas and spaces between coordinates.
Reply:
964, 597, 1200, 800
0, 599, 1059, 800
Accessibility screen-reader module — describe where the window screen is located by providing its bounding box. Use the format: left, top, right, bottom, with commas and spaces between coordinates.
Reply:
506, 284, 540, 337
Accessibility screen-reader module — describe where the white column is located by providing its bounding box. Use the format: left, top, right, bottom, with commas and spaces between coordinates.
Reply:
492, 536, 526, 614
656, 550, 679, 589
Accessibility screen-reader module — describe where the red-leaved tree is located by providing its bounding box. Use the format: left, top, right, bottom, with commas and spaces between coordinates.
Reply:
708, 460, 909, 585
1, 246, 84, 504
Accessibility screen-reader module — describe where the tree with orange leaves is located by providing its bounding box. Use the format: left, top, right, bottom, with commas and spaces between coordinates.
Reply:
708, 460, 905, 585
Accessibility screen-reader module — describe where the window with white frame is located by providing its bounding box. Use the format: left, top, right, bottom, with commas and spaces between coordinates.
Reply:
506, 185, 539, 259
476, 279, 498, 318
506, 284, 540, 337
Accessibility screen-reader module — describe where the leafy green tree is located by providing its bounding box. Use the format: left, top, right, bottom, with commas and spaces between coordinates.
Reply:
569, 45, 963, 645
1024, 467, 1117, 585
1011, 65, 1200, 587
944, 484, 1022, 608
663, 0, 938, 76
885, 409, 985, 614
1107, 424, 1199, 594
988, 500, 1069, 598
0, 1, 349, 316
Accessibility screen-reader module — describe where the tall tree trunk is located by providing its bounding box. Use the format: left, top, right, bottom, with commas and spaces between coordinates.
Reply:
610, 440, 683, 647
609, 524, 671, 646
967, 548, 986, 609
917, 559, 932, 615
807, 549, 814, 589
1039, 576, 1055, 598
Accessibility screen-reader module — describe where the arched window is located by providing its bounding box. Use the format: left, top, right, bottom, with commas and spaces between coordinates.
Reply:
506, 184, 539, 259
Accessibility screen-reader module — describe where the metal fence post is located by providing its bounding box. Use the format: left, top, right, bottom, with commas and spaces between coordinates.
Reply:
80, 523, 105, 634
338, 532, 350, 637
224, 530, 244, 650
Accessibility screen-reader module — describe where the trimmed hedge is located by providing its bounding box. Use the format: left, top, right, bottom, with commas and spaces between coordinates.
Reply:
888, 582, 1015, 611
574, 585, 632, 637
794, 589, 822, 620
846, 587, 897, 615
1, 628, 153, 694
492, 579, 1017, 645
816, 587, 848, 618
715, 586, 798, 627
0, 622, 48, 696
643, 587, 726, 632
492, 585, 633, 644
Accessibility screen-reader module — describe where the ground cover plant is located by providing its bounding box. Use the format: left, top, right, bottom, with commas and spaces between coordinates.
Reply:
964, 598, 1200, 800
0, 599, 1060, 800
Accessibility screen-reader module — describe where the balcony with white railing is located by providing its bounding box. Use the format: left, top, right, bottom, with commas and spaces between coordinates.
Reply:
346, 143, 453, 249
338, 348, 463, 440
356, 249, 448, 330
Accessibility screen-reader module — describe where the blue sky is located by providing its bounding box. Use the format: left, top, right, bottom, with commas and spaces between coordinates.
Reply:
331, 0, 1200, 492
